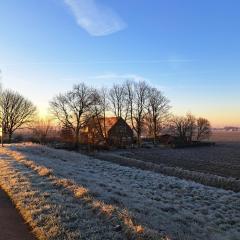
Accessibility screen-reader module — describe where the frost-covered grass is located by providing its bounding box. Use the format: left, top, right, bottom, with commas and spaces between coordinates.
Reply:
1, 143, 240, 240
0, 145, 162, 240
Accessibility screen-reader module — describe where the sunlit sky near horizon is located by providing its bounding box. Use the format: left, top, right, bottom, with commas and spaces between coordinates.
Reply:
1, 0, 240, 127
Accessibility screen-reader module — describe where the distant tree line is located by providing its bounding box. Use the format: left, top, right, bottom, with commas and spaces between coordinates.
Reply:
0, 80, 211, 147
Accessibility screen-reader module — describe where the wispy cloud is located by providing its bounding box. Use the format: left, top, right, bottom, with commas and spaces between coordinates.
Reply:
64, 0, 126, 36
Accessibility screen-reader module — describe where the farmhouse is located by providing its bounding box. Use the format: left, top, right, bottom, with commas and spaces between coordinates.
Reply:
158, 134, 178, 145
81, 117, 134, 147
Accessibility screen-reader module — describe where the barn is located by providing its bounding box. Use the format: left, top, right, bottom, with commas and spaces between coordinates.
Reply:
107, 117, 134, 146
158, 134, 178, 145
81, 117, 134, 147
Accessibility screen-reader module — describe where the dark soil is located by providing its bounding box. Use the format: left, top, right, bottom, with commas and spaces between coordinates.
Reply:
113, 142, 240, 179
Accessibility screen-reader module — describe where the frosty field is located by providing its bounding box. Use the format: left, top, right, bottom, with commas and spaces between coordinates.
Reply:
0, 143, 240, 240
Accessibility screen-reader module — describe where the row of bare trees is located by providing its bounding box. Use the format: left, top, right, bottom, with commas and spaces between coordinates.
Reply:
100, 81, 171, 146
0, 81, 211, 147
170, 113, 211, 143
49, 81, 171, 148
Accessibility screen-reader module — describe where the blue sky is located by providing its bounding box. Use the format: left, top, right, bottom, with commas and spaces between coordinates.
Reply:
0, 0, 240, 126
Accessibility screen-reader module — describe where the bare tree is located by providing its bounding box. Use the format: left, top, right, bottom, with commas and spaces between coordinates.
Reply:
125, 80, 134, 123
171, 113, 196, 143
50, 83, 94, 149
170, 116, 188, 142
146, 87, 170, 144
30, 117, 53, 144
0, 90, 36, 142
89, 87, 109, 145
185, 113, 196, 142
196, 117, 211, 140
109, 84, 128, 120
125, 81, 149, 147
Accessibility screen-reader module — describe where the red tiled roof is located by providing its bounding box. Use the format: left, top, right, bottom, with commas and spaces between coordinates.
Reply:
85, 117, 120, 133
104, 117, 119, 129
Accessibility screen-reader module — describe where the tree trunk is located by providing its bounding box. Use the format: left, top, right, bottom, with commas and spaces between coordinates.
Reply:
153, 132, 157, 145
74, 130, 80, 150
153, 119, 157, 145
8, 133, 12, 143
137, 129, 141, 147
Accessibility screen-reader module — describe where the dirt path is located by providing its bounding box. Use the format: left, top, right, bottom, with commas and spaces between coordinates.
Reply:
0, 156, 36, 240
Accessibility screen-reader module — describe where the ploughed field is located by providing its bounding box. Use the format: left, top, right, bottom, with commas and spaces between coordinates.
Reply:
0, 143, 240, 240
115, 142, 240, 179
210, 130, 240, 143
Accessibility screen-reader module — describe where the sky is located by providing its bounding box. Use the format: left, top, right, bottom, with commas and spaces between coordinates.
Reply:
0, 0, 240, 127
